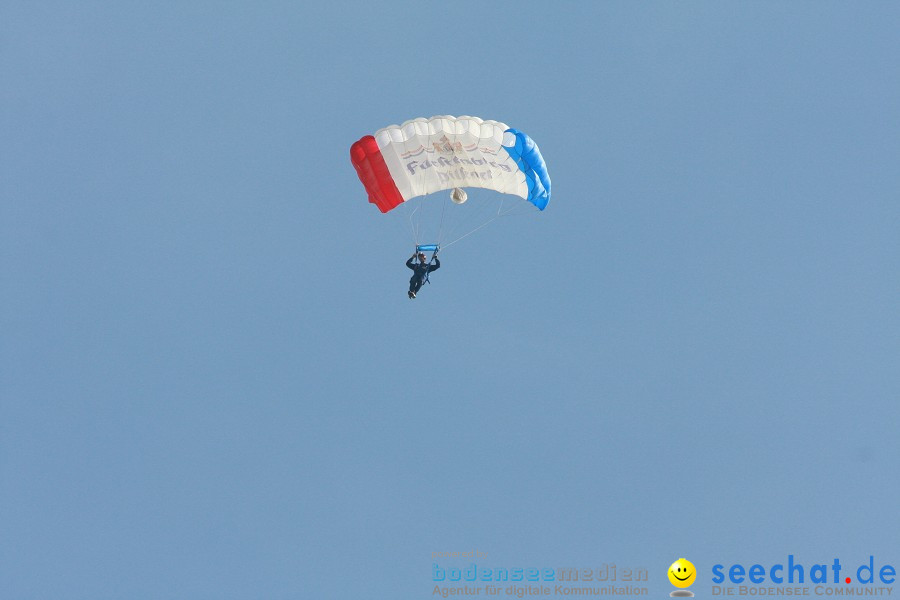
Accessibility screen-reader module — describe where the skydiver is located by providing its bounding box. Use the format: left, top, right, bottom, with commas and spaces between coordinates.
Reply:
406, 252, 440, 299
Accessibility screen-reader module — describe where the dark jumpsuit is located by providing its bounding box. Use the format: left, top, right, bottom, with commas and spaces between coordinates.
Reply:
407, 256, 440, 294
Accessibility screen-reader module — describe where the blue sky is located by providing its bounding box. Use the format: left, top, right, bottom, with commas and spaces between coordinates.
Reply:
2, 2, 899, 598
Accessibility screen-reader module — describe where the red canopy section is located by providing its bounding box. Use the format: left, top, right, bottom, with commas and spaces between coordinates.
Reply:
349, 136, 404, 213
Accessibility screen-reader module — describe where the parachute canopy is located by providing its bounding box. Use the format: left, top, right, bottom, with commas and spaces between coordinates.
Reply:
350, 115, 551, 214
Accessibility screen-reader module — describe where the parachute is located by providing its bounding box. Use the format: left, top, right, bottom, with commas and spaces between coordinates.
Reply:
350, 115, 550, 251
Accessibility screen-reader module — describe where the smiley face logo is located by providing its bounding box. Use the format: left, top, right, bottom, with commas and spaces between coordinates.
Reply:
668, 558, 696, 588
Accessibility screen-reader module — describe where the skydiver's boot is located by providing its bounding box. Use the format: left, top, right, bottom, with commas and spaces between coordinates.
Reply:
408, 291, 416, 299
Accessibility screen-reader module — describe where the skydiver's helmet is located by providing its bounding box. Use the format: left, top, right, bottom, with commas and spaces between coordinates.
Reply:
417, 253, 427, 262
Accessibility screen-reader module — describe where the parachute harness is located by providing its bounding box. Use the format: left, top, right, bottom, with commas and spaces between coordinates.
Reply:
424, 249, 438, 285
416, 247, 439, 286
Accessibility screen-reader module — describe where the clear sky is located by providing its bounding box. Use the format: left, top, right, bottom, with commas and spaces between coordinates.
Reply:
2, 2, 899, 599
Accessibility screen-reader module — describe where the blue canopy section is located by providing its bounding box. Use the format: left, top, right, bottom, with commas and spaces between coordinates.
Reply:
416, 244, 439, 252
501, 128, 551, 211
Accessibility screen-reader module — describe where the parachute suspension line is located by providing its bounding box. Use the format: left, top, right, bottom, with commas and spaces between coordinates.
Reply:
401, 131, 426, 247
440, 190, 495, 249
437, 192, 448, 246
497, 196, 536, 217
407, 203, 421, 247
441, 214, 503, 250
438, 192, 541, 250
495, 197, 530, 216
417, 131, 430, 244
